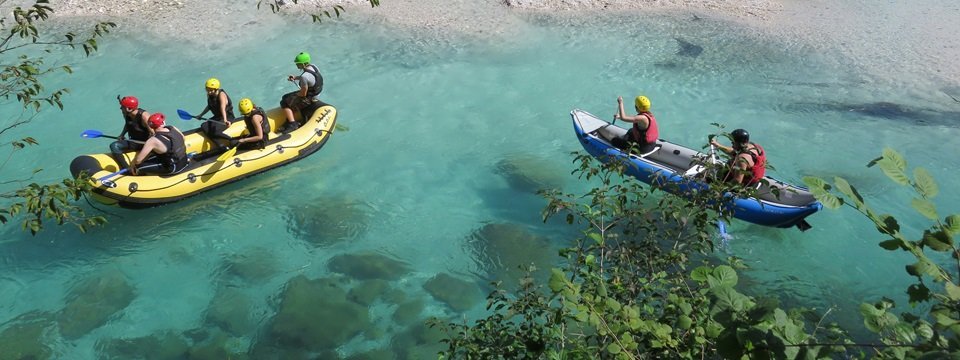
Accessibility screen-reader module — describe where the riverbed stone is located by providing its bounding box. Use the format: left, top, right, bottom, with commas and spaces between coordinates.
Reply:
423, 273, 483, 312
286, 197, 370, 247
468, 223, 554, 289
262, 275, 372, 352
392, 298, 425, 326
221, 247, 279, 283
57, 270, 137, 339
0, 311, 56, 360
204, 287, 254, 336
348, 279, 391, 306
495, 153, 565, 193
96, 331, 188, 360
329, 252, 411, 280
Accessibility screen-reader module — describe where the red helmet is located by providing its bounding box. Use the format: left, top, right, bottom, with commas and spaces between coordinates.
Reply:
148, 113, 165, 129
120, 96, 139, 110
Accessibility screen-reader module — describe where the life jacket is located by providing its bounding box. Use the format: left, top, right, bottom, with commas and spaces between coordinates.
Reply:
154, 126, 188, 169
206, 89, 235, 120
242, 107, 270, 149
301, 64, 324, 98
124, 108, 150, 141
732, 143, 766, 185
630, 111, 659, 146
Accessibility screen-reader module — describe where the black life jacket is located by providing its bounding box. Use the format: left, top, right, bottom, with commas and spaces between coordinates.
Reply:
243, 107, 270, 149
302, 65, 324, 98
124, 108, 150, 141
154, 126, 187, 168
207, 89, 235, 120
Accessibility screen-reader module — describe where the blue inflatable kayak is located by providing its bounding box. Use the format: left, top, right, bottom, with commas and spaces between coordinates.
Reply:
571, 109, 821, 230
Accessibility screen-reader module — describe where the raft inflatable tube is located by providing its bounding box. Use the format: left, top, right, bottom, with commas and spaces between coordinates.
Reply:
70, 102, 336, 208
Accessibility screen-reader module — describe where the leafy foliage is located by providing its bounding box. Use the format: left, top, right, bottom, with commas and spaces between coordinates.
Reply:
257, 0, 380, 23
433, 153, 850, 359
805, 148, 960, 358
1, 1, 114, 235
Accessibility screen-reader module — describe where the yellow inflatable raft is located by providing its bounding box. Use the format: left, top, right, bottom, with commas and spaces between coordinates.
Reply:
70, 103, 336, 208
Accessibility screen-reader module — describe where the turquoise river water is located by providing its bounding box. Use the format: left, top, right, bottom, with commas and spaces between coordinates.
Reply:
1, 6, 958, 359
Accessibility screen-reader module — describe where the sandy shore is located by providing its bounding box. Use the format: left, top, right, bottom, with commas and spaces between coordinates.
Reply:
48, 0, 960, 89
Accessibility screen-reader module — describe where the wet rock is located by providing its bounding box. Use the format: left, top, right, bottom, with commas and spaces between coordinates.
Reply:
423, 273, 483, 312
329, 252, 411, 280
262, 275, 371, 352
96, 331, 188, 360
221, 247, 279, 283
348, 279, 391, 306
0, 311, 57, 360
495, 153, 565, 193
205, 287, 254, 336
286, 197, 370, 247
391, 322, 446, 360
467, 223, 554, 289
187, 330, 248, 360
57, 270, 137, 339
347, 348, 394, 360
392, 298, 425, 326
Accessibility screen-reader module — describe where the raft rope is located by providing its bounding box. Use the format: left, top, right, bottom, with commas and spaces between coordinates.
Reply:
107, 110, 334, 198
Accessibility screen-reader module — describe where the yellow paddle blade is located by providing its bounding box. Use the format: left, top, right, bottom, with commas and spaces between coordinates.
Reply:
216, 146, 238, 162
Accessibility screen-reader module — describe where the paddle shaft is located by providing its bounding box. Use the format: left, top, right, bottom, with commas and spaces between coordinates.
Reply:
100, 134, 145, 144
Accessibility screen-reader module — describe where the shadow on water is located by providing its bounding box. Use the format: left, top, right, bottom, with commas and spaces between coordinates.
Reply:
789, 101, 960, 126
674, 37, 704, 58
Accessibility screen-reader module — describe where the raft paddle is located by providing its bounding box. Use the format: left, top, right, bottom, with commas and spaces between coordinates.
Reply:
81, 130, 145, 144
97, 168, 128, 183
216, 146, 238, 162
176, 109, 226, 124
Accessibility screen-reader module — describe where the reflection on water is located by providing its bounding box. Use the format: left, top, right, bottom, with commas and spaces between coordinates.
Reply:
0, 6, 958, 358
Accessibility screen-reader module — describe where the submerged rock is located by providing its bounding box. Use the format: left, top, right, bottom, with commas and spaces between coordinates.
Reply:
260, 275, 372, 352
286, 197, 371, 247
390, 321, 447, 360
96, 331, 189, 360
328, 252, 412, 280
423, 273, 483, 312
57, 270, 137, 339
220, 247, 280, 283
675, 37, 704, 57
467, 223, 554, 289
348, 279, 391, 306
392, 298, 425, 326
0, 311, 57, 360
495, 153, 565, 194
204, 287, 255, 336
346, 348, 395, 360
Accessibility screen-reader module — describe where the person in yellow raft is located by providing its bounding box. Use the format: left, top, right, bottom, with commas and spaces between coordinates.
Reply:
229, 98, 270, 150
279, 52, 323, 133
194, 78, 235, 148
129, 113, 188, 176
611, 95, 660, 154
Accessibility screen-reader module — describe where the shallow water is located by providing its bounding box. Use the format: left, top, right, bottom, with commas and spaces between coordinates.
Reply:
1, 5, 959, 357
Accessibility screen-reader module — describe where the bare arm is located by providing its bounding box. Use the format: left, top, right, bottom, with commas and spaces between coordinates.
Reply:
130, 137, 159, 174
239, 115, 265, 143
141, 111, 154, 136
613, 96, 649, 127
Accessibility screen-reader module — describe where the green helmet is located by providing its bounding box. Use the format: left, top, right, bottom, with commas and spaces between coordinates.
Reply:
294, 52, 311, 65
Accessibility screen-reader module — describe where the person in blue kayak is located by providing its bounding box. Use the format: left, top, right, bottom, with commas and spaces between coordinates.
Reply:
710, 128, 766, 186
129, 113, 188, 176
194, 77, 235, 148
229, 98, 270, 150
279, 52, 323, 133
111, 95, 152, 168
611, 95, 660, 154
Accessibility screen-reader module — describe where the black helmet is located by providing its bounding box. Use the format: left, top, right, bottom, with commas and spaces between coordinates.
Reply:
731, 129, 750, 144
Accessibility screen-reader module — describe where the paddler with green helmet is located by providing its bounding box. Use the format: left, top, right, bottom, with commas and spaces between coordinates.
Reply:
280, 51, 323, 132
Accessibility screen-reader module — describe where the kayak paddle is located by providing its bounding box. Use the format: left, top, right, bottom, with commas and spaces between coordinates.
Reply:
81, 130, 145, 144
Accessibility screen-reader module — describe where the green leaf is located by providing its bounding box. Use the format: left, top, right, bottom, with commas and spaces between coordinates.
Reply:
905, 258, 940, 279
802, 176, 828, 191
911, 198, 939, 220
907, 284, 931, 305
922, 230, 953, 252
913, 167, 938, 198
945, 282, 960, 301
945, 214, 960, 235
883, 147, 907, 171
548, 268, 566, 293
588, 232, 603, 245
712, 286, 753, 313
678, 315, 692, 329
877, 158, 910, 185
606, 343, 622, 355
711, 265, 738, 288
833, 176, 864, 207
690, 266, 711, 282
810, 188, 842, 209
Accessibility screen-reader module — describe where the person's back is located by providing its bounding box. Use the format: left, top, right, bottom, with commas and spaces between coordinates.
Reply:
710, 128, 765, 186
612, 94, 659, 154
130, 113, 188, 176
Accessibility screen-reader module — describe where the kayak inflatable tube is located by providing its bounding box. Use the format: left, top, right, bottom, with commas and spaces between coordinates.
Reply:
571, 109, 821, 230
70, 102, 336, 208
